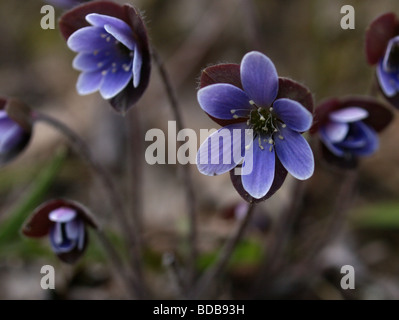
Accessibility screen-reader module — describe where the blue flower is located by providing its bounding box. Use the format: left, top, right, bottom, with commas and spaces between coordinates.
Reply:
312, 96, 393, 169
319, 107, 378, 157
196, 51, 314, 200
67, 13, 142, 99
0, 98, 32, 166
376, 36, 399, 97
22, 199, 98, 264
60, 1, 151, 113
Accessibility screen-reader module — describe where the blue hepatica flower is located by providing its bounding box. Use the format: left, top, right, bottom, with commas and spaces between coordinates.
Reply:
319, 107, 378, 157
376, 36, 399, 97
196, 51, 314, 200
67, 13, 142, 100
23, 199, 98, 264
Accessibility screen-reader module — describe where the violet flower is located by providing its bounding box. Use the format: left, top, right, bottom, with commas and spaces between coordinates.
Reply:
22, 199, 98, 264
196, 51, 315, 201
59, 1, 151, 113
311, 96, 393, 168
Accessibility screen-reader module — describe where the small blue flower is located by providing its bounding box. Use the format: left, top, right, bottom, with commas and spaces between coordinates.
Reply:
67, 13, 142, 100
377, 36, 399, 97
196, 51, 314, 200
49, 207, 85, 255
22, 199, 98, 264
319, 107, 378, 157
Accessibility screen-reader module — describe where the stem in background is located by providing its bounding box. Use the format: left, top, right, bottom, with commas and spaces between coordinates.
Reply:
250, 179, 306, 298
190, 203, 256, 299
126, 109, 144, 250
152, 49, 198, 286
32, 111, 147, 298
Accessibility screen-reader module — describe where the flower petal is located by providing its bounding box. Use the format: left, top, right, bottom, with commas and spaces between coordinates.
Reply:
343, 122, 379, 156
132, 45, 142, 88
99, 63, 133, 99
67, 26, 113, 53
240, 51, 278, 107
329, 107, 369, 123
241, 136, 275, 199
322, 121, 349, 143
72, 51, 112, 72
65, 219, 80, 240
76, 71, 104, 95
377, 61, 398, 97
274, 126, 314, 180
196, 123, 248, 176
104, 22, 135, 50
273, 98, 313, 132
319, 127, 346, 157
0, 120, 25, 154
49, 207, 77, 223
197, 83, 252, 120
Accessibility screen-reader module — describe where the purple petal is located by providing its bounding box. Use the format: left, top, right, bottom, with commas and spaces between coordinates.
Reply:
241, 136, 275, 199
77, 221, 85, 251
65, 219, 80, 240
72, 51, 112, 72
197, 83, 252, 120
196, 122, 248, 176
322, 121, 349, 143
132, 45, 142, 88
99, 63, 133, 99
272, 98, 313, 132
329, 107, 369, 123
320, 128, 346, 157
67, 26, 113, 53
240, 51, 278, 107
342, 122, 378, 156
382, 36, 399, 72
0, 119, 25, 154
104, 22, 135, 51
377, 61, 398, 97
49, 207, 77, 223
274, 126, 314, 180
76, 71, 103, 95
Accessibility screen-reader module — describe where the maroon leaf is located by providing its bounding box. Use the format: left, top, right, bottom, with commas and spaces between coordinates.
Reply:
365, 12, 399, 65
319, 142, 358, 169
200, 63, 242, 89
276, 77, 314, 114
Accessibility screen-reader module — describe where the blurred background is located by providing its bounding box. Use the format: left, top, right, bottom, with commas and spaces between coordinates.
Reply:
1, 0, 399, 299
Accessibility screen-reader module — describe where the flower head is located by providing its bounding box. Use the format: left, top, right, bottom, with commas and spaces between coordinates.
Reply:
59, 1, 151, 113
22, 199, 98, 264
196, 51, 315, 202
366, 12, 399, 107
311, 96, 393, 168
0, 97, 32, 167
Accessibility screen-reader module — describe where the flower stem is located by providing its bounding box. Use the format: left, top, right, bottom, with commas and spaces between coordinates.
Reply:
32, 111, 148, 298
152, 49, 198, 286
190, 203, 256, 299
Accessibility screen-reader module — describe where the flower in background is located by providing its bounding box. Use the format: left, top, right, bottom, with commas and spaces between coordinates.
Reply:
0, 98, 32, 167
22, 199, 98, 264
311, 96, 393, 168
197, 51, 314, 202
46, 0, 92, 10
365, 12, 399, 107
59, 1, 151, 114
